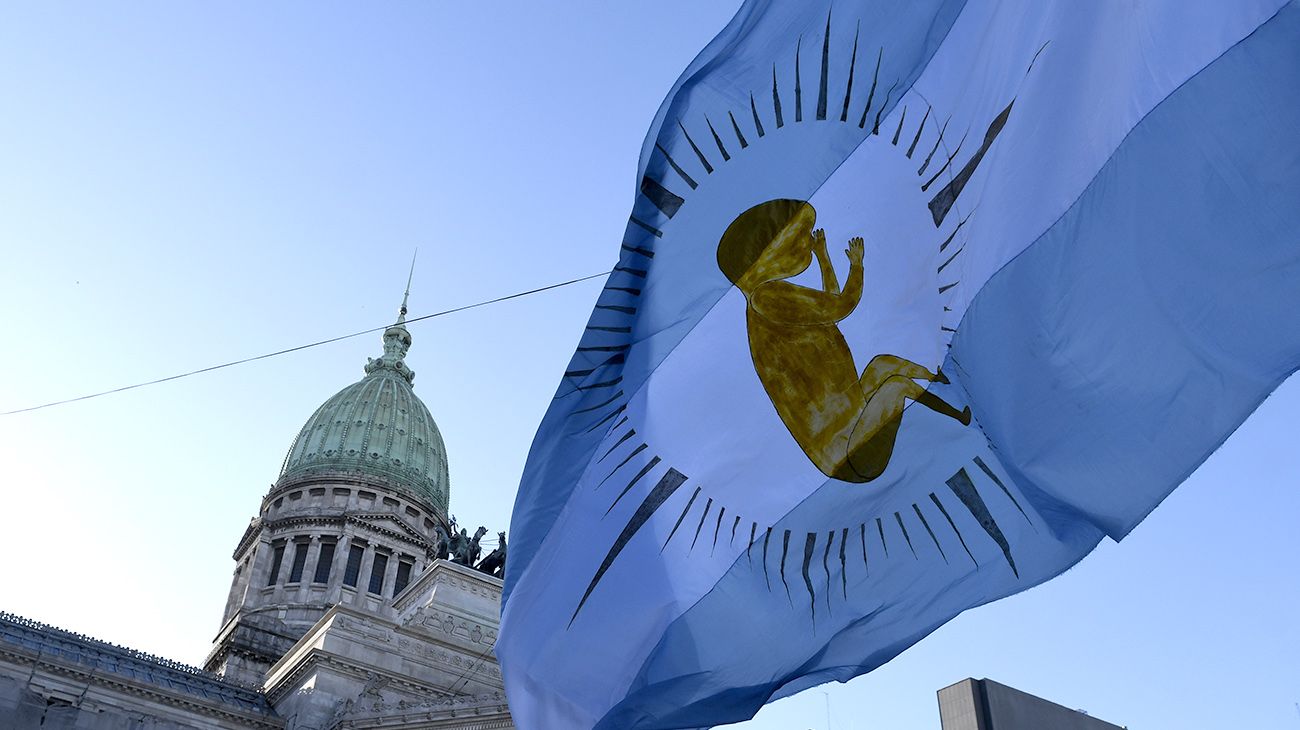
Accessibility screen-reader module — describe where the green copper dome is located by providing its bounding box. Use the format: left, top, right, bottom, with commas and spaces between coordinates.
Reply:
277, 310, 449, 513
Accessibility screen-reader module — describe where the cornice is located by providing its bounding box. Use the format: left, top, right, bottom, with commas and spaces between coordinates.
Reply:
232, 517, 264, 561
0, 644, 282, 728
264, 471, 447, 527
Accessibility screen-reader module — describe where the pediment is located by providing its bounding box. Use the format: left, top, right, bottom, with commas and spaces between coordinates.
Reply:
348, 512, 430, 547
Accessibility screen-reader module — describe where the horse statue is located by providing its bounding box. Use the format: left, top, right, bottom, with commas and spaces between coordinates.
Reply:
451, 526, 487, 566
475, 532, 507, 579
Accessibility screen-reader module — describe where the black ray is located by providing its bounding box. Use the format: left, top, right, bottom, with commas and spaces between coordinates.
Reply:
772, 65, 784, 129
794, 37, 803, 123
840, 22, 860, 122
594, 304, 635, 315
871, 81, 897, 135
640, 176, 684, 219
706, 117, 730, 162
973, 455, 1033, 526
876, 517, 888, 557
839, 527, 849, 599
859, 523, 869, 574
947, 467, 1018, 577
895, 512, 918, 559
892, 105, 907, 145
711, 506, 726, 554
780, 529, 793, 604
572, 468, 688, 625
822, 530, 835, 614
584, 405, 626, 434
596, 443, 647, 489
938, 213, 970, 252
802, 533, 818, 622
907, 106, 931, 158
930, 492, 978, 566
857, 47, 882, 129
921, 130, 968, 192
613, 265, 648, 278
762, 526, 773, 589
606, 455, 661, 515
930, 102, 1014, 227
750, 93, 766, 137
654, 142, 698, 190
816, 11, 831, 120
728, 111, 749, 149
689, 497, 713, 553
730, 514, 741, 546
597, 428, 635, 462
662, 485, 701, 551
565, 353, 625, 379
917, 116, 951, 176
629, 216, 664, 238
677, 120, 713, 174
913, 503, 948, 563
937, 246, 963, 275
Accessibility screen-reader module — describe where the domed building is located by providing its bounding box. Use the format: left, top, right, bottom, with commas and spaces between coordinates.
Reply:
0, 297, 514, 729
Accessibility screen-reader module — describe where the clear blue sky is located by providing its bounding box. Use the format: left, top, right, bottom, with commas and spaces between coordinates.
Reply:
0, 3, 1296, 728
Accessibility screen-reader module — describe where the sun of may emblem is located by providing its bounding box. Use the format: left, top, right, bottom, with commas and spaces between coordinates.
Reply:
565, 14, 1039, 623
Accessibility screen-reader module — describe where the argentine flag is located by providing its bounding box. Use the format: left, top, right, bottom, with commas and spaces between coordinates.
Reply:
500, 1, 1300, 728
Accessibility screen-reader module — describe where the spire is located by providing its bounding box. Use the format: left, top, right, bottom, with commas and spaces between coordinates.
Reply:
364, 251, 418, 384
398, 249, 417, 323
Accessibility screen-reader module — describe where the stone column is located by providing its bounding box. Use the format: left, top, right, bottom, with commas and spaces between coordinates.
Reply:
382, 545, 400, 597
327, 530, 354, 603
300, 535, 323, 601
246, 536, 277, 611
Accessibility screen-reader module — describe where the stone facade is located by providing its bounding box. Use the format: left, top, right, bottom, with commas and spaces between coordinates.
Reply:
206, 471, 451, 686
0, 561, 511, 730
1, 307, 512, 729
938, 678, 1124, 730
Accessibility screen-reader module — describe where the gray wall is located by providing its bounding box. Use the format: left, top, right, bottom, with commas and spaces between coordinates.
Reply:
939, 678, 1125, 730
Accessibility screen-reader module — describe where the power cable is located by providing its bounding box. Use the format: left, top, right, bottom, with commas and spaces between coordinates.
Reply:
1, 270, 609, 416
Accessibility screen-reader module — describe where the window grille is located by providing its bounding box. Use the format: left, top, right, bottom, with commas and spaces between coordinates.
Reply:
368, 552, 389, 595
287, 541, 309, 583
395, 559, 414, 595
313, 542, 336, 584
266, 544, 285, 586
343, 544, 365, 587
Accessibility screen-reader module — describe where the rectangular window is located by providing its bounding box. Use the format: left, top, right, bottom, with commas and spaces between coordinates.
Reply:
368, 552, 389, 595
343, 544, 365, 587
313, 542, 336, 584
287, 541, 309, 583
394, 559, 414, 595
266, 544, 285, 586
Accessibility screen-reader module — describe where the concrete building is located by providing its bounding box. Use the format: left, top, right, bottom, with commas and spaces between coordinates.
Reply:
938, 678, 1125, 730
0, 299, 513, 729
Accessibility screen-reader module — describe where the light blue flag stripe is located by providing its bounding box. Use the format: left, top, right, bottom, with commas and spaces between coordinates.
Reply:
504, 0, 970, 606
594, 5, 1300, 726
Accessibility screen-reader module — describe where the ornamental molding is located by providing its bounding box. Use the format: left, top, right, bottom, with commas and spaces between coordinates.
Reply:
266, 471, 447, 524
232, 517, 263, 561
335, 690, 511, 728
349, 512, 430, 545
264, 648, 452, 706
0, 646, 281, 728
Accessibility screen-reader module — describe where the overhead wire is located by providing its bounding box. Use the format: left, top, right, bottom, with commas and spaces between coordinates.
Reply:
1, 270, 610, 417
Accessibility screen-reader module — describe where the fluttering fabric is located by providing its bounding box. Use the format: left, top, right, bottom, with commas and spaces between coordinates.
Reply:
499, 2, 1300, 728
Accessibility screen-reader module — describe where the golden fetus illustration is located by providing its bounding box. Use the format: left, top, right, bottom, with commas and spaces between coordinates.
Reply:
717, 199, 971, 483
